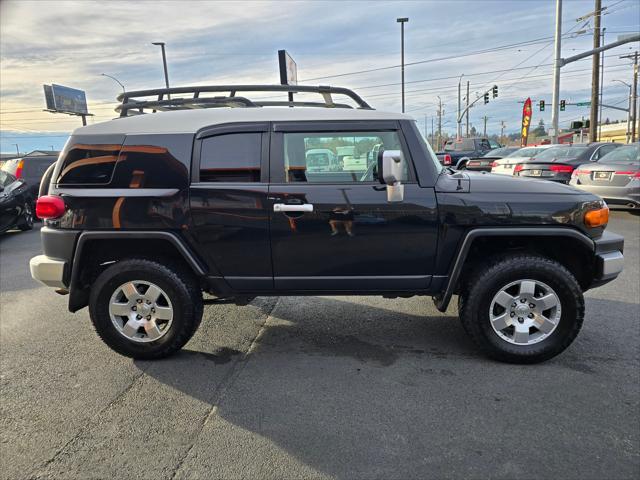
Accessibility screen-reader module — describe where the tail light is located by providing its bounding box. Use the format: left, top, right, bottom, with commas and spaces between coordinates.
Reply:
36, 195, 66, 219
514, 164, 524, 173
549, 165, 574, 173
614, 171, 640, 178
584, 206, 609, 228
14, 159, 24, 178
443, 154, 452, 166
490, 161, 498, 168
573, 169, 590, 177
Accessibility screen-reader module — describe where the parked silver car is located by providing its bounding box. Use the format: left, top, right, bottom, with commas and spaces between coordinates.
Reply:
569, 143, 640, 209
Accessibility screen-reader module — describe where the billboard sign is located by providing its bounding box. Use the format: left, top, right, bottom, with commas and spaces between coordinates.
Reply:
521, 97, 532, 147
43, 84, 88, 115
278, 50, 298, 85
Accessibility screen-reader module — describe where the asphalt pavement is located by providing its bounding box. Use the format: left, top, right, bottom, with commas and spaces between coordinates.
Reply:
1, 211, 638, 480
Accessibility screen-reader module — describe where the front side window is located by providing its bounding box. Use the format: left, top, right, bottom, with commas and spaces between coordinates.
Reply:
283, 131, 407, 183
199, 133, 261, 182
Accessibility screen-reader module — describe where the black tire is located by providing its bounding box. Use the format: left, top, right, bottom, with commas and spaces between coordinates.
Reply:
89, 259, 203, 359
459, 254, 584, 364
18, 202, 34, 231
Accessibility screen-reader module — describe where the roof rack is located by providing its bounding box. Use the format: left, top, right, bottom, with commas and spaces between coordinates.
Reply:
115, 84, 373, 117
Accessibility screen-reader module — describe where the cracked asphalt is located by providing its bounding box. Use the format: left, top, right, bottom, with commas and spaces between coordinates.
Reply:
1, 211, 638, 480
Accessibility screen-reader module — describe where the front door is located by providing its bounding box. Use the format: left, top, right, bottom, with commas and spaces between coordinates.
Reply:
268, 122, 438, 292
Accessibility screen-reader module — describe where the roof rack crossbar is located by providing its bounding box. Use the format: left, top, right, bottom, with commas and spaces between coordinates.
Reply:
115, 84, 372, 116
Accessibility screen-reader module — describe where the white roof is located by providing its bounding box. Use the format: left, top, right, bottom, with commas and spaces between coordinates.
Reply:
75, 107, 413, 136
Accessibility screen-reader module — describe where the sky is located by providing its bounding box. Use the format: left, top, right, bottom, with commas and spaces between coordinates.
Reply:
1, 0, 639, 153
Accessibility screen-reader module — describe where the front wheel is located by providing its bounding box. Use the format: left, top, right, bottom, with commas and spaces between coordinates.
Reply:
18, 202, 34, 231
89, 259, 203, 359
459, 255, 584, 364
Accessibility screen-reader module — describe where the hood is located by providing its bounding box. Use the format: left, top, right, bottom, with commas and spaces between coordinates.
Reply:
463, 170, 583, 194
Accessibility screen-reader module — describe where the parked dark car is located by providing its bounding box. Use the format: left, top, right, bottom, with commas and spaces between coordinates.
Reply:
30, 84, 623, 365
514, 143, 622, 183
570, 143, 640, 209
435, 137, 501, 169
0, 170, 34, 233
1, 151, 59, 207
465, 146, 521, 172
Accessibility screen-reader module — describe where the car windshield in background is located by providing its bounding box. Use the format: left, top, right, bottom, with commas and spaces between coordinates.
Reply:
598, 144, 640, 164
535, 146, 588, 160
485, 147, 518, 157
444, 139, 475, 151
506, 147, 541, 158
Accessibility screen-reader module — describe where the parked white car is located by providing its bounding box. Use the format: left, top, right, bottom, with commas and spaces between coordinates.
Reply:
491, 145, 559, 176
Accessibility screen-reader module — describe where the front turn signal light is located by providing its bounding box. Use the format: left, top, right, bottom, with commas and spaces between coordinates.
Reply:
584, 207, 609, 228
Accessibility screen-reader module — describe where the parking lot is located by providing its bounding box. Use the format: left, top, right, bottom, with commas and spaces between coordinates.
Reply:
0, 211, 638, 480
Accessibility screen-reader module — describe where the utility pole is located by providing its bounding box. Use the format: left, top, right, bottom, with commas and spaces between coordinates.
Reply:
397, 18, 408, 113
551, 0, 563, 143
483, 116, 488, 137
437, 96, 443, 151
598, 28, 606, 141
12, 144, 19, 156
500, 121, 506, 144
457, 74, 464, 139
589, 0, 602, 143
465, 81, 470, 137
630, 52, 638, 142
431, 117, 435, 145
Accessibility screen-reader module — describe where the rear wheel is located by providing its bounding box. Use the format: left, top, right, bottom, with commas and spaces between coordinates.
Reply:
18, 202, 34, 231
89, 259, 203, 359
459, 255, 584, 364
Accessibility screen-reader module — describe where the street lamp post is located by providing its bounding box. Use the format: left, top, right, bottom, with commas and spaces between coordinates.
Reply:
152, 42, 171, 99
12, 144, 19, 156
612, 79, 633, 143
397, 18, 408, 113
100, 73, 126, 93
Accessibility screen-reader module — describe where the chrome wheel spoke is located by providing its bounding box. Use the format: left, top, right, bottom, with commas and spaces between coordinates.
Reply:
494, 291, 515, 309
533, 313, 556, 334
519, 280, 536, 297
121, 282, 139, 301
110, 302, 131, 317
491, 312, 511, 331
512, 325, 530, 344
144, 321, 162, 340
144, 284, 162, 303
154, 306, 173, 321
536, 293, 559, 311
122, 319, 140, 338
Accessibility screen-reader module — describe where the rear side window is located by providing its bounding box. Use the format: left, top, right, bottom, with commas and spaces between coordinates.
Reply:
56, 144, 120, 185
199, 133, 261, 182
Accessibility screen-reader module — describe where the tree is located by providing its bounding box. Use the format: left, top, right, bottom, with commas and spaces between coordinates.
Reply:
532, 119, 546, 137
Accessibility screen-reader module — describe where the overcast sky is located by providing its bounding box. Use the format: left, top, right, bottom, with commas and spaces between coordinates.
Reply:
1, 0, 638, 152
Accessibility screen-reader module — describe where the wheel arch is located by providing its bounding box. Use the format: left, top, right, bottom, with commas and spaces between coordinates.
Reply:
433, 227, 596, 312
68, 231, 208, 312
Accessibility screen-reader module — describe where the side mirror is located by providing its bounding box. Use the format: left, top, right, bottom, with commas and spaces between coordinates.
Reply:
378, 150, 405, 202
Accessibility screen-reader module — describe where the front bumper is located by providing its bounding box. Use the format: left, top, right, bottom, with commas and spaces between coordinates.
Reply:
591, 231, 625, 287
30, 254, 66, 288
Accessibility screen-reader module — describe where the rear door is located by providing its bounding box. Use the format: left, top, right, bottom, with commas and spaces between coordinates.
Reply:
189, 122, 273, 291
268, 121, 438, 292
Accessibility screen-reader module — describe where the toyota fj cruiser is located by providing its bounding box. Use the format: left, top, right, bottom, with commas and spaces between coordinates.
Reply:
30, 85, 624, 364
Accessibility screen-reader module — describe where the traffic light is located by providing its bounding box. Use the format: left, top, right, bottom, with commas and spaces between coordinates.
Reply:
539, 100, 545, 111
492, 85, 498, 98
484, 92, 489, 104
560, 100, 566, 111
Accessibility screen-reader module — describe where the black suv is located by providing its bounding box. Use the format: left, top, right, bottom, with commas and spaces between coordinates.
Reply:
30, 85, 624, 364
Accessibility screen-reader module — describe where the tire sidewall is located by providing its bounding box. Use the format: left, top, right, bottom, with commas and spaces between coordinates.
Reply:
90, 263, 193, 357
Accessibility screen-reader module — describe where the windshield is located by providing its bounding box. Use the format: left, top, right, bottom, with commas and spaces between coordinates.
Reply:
444, 139, 475, 151
598, 144, 640, 164
506, 147, 541, 158
535, 146, 588, 160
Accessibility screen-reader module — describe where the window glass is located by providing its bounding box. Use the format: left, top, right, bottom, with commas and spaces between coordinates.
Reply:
445, 139, 475, 151
56, 144, 120, 184
0, 170, 15, 187
200, 133, 261, 182
535, 146, 587, 160
283, 131, 407, 183
599, 145, 640, 164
